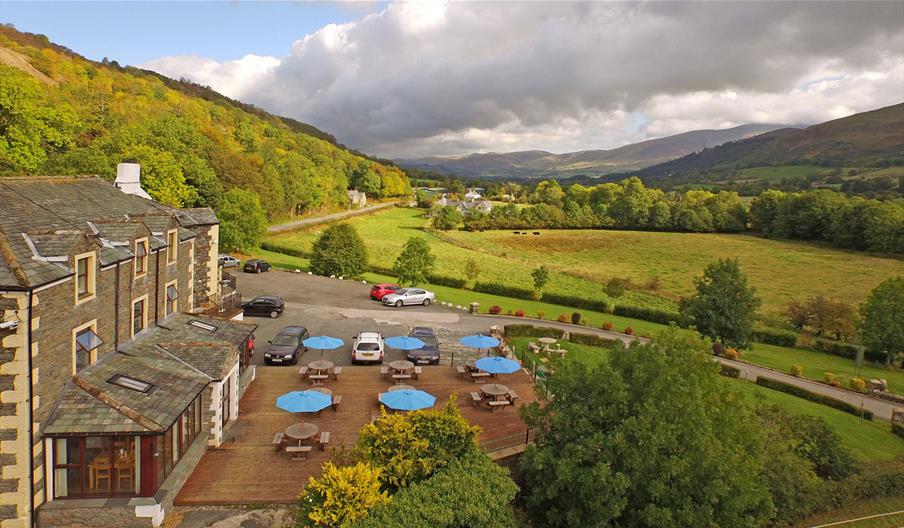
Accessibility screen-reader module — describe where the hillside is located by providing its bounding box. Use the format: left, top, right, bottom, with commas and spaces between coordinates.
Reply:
0, 26, 410, 219
397, 124, 790, 179
635, 103, 904, 192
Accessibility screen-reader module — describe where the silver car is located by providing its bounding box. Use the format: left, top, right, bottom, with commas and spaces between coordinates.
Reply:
382, 288, 436, 307
218, 254, 240, 268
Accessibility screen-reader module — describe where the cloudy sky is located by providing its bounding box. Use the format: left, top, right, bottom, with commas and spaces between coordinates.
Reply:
6, 1, 903, 158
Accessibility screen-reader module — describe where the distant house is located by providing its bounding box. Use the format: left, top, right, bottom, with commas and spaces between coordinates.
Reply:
464, 188, 483, 201
347, 189, 367, 208
435, 193, 492, 215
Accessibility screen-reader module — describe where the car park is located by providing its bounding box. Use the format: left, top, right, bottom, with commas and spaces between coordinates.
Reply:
381, 288, 435, 307
243, 259, 272, 273
264, 326, 309, 365
242, 296, 285, 318
352, 331, 384, 364
218, 254, 240, 268
406, 326, 440, 365
370, 283, 400, 301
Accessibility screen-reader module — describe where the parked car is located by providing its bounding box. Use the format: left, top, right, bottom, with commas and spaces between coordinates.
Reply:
243, 259, 272, 273
352, 331, 384, 364
218, 254, 240, 268
406, 327, 440, 365
381, 288, 436, 307
370, 283, 400, 301
242, 296, 285, 318
263, 326, 309, 365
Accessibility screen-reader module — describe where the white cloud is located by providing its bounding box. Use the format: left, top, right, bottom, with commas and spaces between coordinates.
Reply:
143, 1, 904, 158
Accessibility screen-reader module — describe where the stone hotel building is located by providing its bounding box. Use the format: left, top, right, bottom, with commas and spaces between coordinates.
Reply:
0, 168, 257, 527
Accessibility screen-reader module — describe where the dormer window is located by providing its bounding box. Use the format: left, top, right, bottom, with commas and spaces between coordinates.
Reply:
73, 252, 96, 304
166, 229, 178, 264
134, 238, 148, 278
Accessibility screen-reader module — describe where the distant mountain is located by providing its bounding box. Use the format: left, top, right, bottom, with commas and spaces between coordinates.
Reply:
636, 103, 904, 184
397, 124, 793, 179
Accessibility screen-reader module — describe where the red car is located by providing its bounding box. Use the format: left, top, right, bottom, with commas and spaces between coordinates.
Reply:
370, 283, 400, 300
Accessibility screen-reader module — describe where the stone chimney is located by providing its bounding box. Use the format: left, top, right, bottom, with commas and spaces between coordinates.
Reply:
113, 163, 152, 200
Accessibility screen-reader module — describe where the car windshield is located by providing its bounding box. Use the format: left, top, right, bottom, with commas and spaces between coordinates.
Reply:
419, 337, 437, 347
357, 342, 381, 351
272, 334, 298, 346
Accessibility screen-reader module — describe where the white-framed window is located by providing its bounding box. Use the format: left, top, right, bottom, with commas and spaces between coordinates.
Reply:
73, 251, 97, 304
165, 280, 178, 316
166, 229, 178, 265
131, 295, 148, 337
134, 238, 149, 279
72, 320, 102, 374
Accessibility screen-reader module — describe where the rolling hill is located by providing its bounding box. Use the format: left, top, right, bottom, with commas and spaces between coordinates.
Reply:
0, 26, 410, 219
397, 123, 792, 179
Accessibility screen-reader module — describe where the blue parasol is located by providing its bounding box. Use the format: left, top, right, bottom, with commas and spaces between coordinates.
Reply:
459, 334, 501, 349
303, 335, 344, 359
379, 389, 436, 411
276, 390, 332, 413
384, 335, 426, 351
475, 356, 521, 374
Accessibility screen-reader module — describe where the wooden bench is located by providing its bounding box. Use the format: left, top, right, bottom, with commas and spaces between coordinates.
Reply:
309, 374, 328, 385
285, 445, 313, 460
528, 342, 541, 354
392, 374, 412, 382
469, 391, 482, 407
413, 366, 422, 379
380, 366, 389, 378
319, 432, 330, 451
271, 432, 285, 451
331, 395, 342, 411
507, 390, 519, 404
297, 366, 309, 377
470, 371, 491, 383
456, 365, 466, 378
331, 366, 343, 381
488, 400, 511, 412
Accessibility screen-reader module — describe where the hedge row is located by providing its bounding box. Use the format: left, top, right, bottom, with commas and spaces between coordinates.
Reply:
426, 275, 468, 289
612, 305, 679, 325
813, 339, 886, 363
503, 324, 566, 339
720, 364, 741, 378
826, 458, 904, 509
542, 292, 615, 314
750, 328, 799, 347
755, 376, 873, 420
568, 332, 624, 349
259, 241, 307, 258
473, 282, 535, 300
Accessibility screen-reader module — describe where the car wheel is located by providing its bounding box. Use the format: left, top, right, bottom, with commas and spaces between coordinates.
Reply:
256, 268, 261, 274
423, 298, 431, 306
269, 310, 279, 318
395, 300, 403, 308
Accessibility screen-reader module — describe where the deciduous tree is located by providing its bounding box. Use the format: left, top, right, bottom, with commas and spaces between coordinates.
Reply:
679, 258, 761, 348
310, 224, 368, 278
296, 462, 389, 528
393, 237, 435, 286
218, 188, 266, 251
858, 276, 904, 365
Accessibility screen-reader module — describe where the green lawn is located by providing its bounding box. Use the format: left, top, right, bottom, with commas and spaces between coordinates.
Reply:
792, 497, 904, 528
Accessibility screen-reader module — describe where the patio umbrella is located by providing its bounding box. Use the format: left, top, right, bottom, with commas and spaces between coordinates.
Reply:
384, 335, 425, 351
276, 390, 332, 413
303, 335, 344, 360
379, 389, 436, 411
459, 334, 501, 357
475, 356, 521, 375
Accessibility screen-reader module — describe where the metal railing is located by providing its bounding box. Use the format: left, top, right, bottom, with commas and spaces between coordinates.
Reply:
480, 429, 534, 453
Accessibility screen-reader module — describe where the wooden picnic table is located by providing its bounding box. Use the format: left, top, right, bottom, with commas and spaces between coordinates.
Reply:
388, 384, 416, 392
285, 422, 319, 446
389, 360, 414, 372
480, 383, 510, 401
538, 337, 557, 352
308, 360, 334, 372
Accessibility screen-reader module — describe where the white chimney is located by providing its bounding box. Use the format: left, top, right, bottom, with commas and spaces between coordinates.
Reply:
114, 163, 152, 200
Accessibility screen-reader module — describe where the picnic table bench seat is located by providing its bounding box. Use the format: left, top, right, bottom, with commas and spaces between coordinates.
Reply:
469, 391, 482, 407
507, 390, 519, 404
392, 374, 412, 382
286, 445, 313, 460
272, 432, 285, 450
456, 365, 466, 378
528, 342, 541, 354
470, 371, 491, 383
413, 366, 422, 379
488, 400, 512, 412
309, 374, 328, 385
297, 366, 309, 377
332, 366, 343, 380
331, 395, 342, 411
319, 432, 330, 451
380, 366, 389, 378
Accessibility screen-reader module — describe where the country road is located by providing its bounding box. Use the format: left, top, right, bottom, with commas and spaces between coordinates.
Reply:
267, 202, 397, 234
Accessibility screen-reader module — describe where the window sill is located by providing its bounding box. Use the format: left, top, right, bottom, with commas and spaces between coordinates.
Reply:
74, 293, 96, 306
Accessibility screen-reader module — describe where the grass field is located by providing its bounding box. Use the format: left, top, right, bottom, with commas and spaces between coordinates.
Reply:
506, 337, 904, 462
792, 497, 904, 528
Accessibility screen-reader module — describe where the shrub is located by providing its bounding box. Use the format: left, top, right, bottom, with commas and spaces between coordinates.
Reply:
790, 364, 804, 377
720, 364, 740, 378
751, 328, 798, 347
849, 377, 866, 392
542, 292, 615, 314
514, 309, 525, 318
605, 277, 630, 298
814, 339, 884, 362
623, 326, 634, 335
646, 275, 662, 291
260, 240, 307, 258
613, 305, 679, 324
557, 314, 569, 323
488, 305, 502, 315
571, 312, 582, 325
755, 377, 873, 420
506, 310, 514, 316
824, 372, 841, 387
827, 458, 904, 507
536, 310, 545, 320
296, 462, 389, 528
473, 282, 535, 300
723, 348, 739, 360
602, 321, 613, 331
503, 325, 566, 339
712, 342, 725, 356
426, 274, 467, 289
569, 333, 624, 349
310, 224, 369, 278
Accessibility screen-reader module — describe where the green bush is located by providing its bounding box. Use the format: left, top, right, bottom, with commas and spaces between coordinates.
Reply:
720, 364, 741, 378
827, 458, 904, 508
542, 292, 615, 314
755, 376, 873, 420
259, 240, 307, 258
814, 339, 885, 362
473, 282, 535, 300
503, 324, 566, 339
426, 274, 467, 288
568, 332, 623, 349
613, 305, 679, 324
571, 312, 582, 325
790, 364, 804, 377
751, 328, 799, 347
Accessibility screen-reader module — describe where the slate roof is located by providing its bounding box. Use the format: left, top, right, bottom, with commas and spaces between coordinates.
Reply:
0, 177, 205, 288
158, 343, 238, 380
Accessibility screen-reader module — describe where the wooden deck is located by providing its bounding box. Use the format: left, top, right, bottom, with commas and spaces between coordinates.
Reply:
175, 365, 537, 505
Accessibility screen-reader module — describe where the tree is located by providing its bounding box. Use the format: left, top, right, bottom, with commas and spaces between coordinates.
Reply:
217, 188, 266, 251
520, 328, 774, 528
296, 462, 389, 528
531, 266, 549, 300
605, 277, 629, 299
609, 177, 652, 228
393, 237, 435, 286
858, 276, 904, 365
679, 258, 761, 348
534, 180, 565, 205
310, 224, 368, 278
432, 206, 462, 230
464, 258, 480, 286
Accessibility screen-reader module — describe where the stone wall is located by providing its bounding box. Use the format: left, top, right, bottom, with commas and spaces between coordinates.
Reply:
189, 224, 220, 307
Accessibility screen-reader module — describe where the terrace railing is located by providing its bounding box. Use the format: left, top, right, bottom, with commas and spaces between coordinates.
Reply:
480, 429, 535, 454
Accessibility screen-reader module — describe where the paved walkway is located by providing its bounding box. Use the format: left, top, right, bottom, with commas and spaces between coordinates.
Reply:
267, 202, 396, 234
714, 357, 898, 421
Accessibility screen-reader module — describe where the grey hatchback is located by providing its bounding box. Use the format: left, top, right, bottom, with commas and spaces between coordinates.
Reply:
406, 327, 440, 365
264, 326, 309, 365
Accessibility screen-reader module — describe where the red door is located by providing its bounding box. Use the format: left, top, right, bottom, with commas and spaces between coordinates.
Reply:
139, 436, 157, 496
